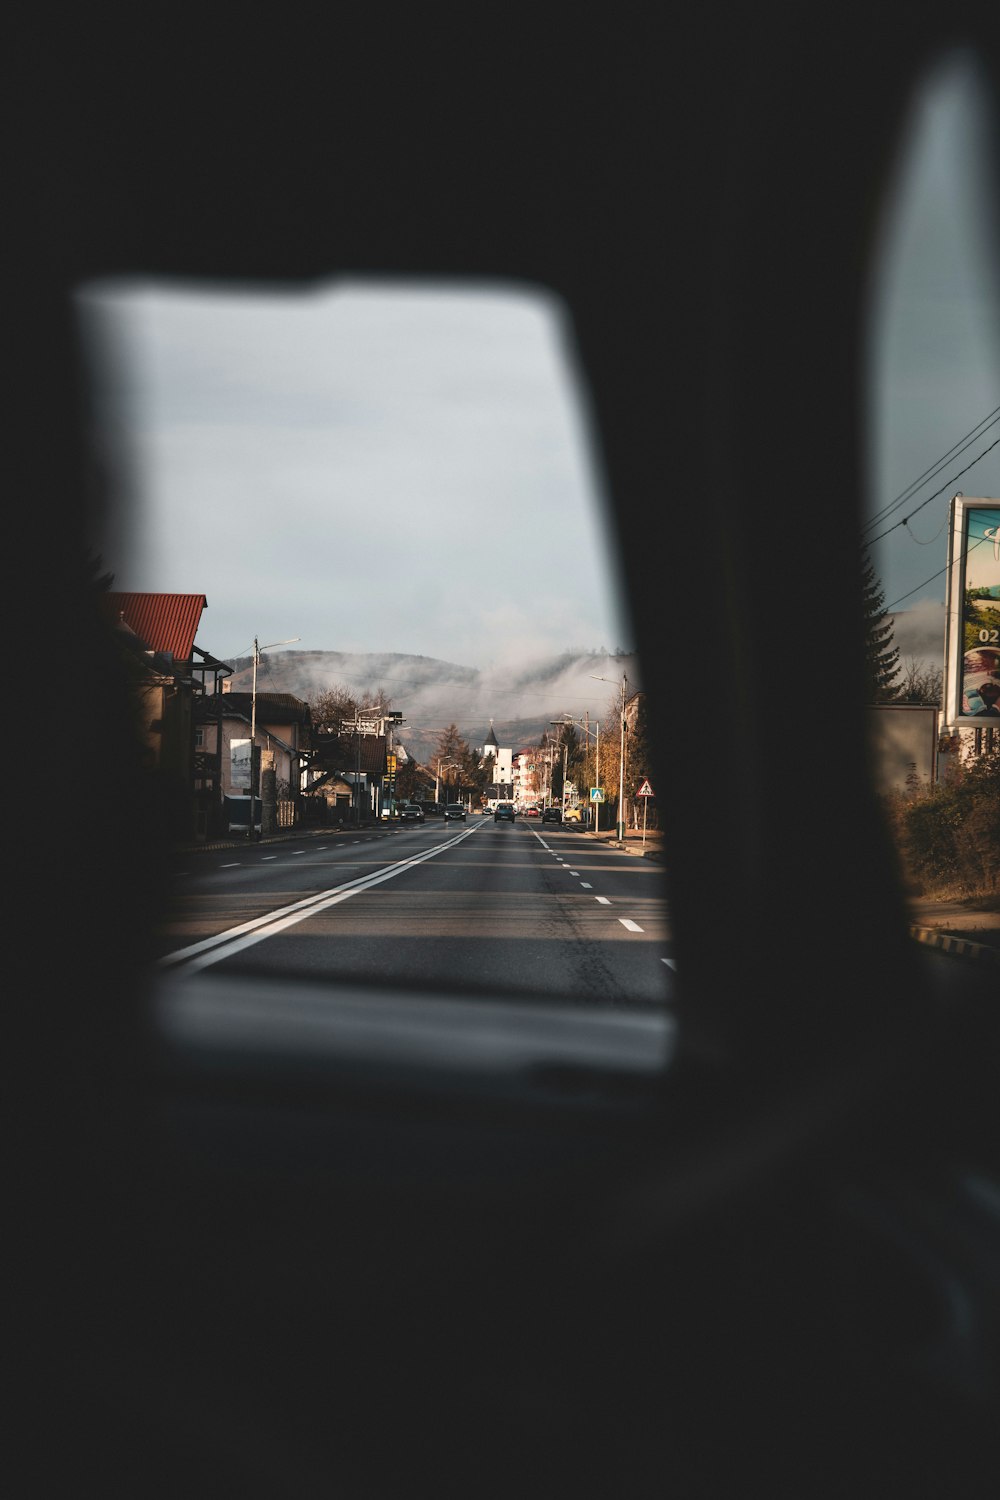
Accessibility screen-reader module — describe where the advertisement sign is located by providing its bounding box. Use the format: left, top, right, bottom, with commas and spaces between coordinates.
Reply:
943, 497, 1000, 726
231, 737, 251, 791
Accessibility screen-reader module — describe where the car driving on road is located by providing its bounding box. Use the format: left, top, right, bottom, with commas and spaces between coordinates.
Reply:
541, 807, 562, 824
494, 802, 516, 822
443, 803, 466, 821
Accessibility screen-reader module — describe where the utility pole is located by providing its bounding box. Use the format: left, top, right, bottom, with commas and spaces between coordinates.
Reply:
383, 710, 404, 816
594, 715, 599, 833
617, 672, 627, 842
590, 667, 627, 842
248, 635, 300, 837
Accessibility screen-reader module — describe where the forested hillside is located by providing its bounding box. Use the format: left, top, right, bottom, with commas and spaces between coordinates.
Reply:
223, 648, 641, 763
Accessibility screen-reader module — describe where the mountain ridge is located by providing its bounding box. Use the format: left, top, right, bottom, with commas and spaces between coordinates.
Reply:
223, 648, 642, 763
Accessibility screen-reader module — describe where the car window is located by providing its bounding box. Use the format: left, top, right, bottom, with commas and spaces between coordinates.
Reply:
864, 46, 1000, 923
76, 278, 674, 1025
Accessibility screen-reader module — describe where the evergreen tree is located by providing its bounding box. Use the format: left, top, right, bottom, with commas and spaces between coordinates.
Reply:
861, 547, 900, 703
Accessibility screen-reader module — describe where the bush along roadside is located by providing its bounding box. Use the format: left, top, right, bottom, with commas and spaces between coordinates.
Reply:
882, 747, 1000, 903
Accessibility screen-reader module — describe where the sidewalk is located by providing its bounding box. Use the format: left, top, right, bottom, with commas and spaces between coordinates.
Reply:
904, 893, 1000, 965
598, 828, 999, 967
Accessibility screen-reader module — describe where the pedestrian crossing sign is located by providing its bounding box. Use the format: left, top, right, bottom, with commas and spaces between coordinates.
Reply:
590, 787, 605, 802
635, 779, 654, 797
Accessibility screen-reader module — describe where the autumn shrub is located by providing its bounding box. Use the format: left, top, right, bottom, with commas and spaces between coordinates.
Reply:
891, 749, 1000, 899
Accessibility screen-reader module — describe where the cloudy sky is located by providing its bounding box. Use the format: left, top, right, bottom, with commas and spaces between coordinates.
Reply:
866, 46, 1000, 666
78, 275, 630, 672
77, 46, 1000, 678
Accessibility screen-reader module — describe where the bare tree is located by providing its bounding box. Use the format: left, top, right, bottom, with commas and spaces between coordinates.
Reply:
895, 656, 943, 707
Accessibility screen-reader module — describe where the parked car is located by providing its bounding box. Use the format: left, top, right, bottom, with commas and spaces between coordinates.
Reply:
541, 806, 562, 824
494, 802, 516, 822
563, 805, 583, 823
443, 803, 466, 821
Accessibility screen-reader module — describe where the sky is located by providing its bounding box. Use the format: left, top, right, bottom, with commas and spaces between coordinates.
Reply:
77, 276, 631, 672
865, 46, 1000, 668
76, 44, 1000, 680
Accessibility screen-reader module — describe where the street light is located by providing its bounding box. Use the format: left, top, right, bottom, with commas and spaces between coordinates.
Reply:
548, 721, 571, 818
590, 670, 628, 842
436, 758, 461, 805
554, 713, 599, 831
248, 635, 300, 836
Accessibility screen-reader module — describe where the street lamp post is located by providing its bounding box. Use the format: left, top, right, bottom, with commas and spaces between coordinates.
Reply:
248, 635, 300, 837
384, 711, 404, 817
589, 670, 628, 842
436, 758, 461, 805
553, 713, 600, 832
548, 721, 571, 819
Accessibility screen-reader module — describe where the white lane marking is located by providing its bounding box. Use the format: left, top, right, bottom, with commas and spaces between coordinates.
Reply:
291, 849, 306, 855
568, 870, 579, 876
596, 896, 611, 906
580, 882, 592, 889
662, 958, 678, 970
620, 919, 643, 932
262, 855, 277, 861
220, 862, 241, 869
159, 822, 484, 975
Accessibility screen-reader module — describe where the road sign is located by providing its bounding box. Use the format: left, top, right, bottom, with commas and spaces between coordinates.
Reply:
635, 779, 654, 798
590, 787, 606, 802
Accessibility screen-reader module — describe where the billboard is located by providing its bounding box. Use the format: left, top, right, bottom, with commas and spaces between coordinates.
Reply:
942, 496, 1000, 727
231, 737, 251, 790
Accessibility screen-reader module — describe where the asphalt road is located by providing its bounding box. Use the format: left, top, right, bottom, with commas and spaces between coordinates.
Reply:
158, 817, 675, 1007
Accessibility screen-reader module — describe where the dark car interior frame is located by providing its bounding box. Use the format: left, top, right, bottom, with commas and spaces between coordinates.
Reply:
11, 11, 1000, 1496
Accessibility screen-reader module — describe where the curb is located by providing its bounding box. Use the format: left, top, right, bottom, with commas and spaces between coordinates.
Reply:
909, 925, 1000, 965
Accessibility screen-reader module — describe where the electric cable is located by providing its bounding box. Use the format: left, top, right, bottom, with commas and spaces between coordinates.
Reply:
864, 402, 1000, 534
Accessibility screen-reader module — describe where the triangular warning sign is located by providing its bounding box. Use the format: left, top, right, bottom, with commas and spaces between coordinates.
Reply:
636, 779, 654, 797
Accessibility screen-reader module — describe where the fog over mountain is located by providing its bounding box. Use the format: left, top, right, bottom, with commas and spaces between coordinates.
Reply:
889, 601, 948, 674
223, 648, 642, 764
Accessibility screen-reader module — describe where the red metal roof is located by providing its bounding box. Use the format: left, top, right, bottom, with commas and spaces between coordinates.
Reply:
97, 593, 207, 661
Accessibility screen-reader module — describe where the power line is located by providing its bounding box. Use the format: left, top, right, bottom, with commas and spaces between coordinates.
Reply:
864, 403, 1000, 534
886, 530, 994, 611
865, 434, 1000, 548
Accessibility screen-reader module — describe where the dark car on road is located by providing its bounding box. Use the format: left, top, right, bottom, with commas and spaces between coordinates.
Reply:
398, 804, 424, 823
494, 803, 516, 823
443, 803, 466, 821
541, 807, 562, 824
